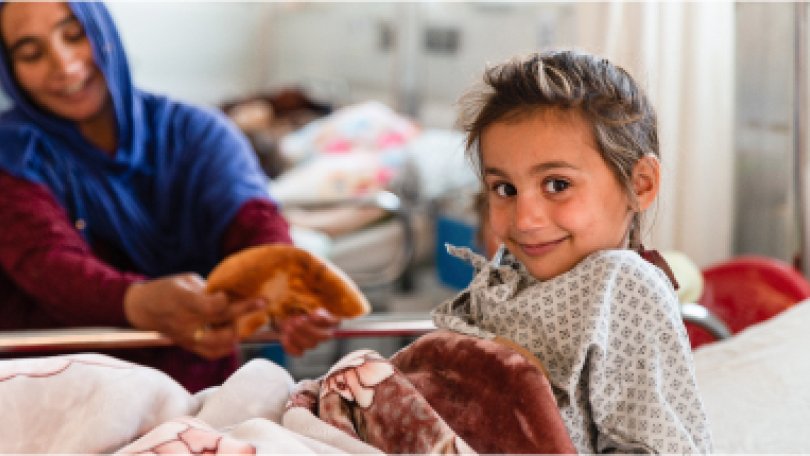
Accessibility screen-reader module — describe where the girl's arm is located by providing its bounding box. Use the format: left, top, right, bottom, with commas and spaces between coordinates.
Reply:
0, 171, 143, 327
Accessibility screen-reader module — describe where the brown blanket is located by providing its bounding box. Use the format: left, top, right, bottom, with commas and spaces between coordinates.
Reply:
288, 329, 575, 454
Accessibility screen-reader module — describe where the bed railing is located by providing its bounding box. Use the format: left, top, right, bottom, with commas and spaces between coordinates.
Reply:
0, 302, 730, 353
681, 302, 733, 341
0, 312, 435, 353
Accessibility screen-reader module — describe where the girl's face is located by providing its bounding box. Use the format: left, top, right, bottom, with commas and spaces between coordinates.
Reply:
1, 2, 110, 123
481, 108, 636, 281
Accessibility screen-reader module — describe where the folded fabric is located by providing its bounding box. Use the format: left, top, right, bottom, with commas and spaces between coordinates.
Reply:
0, 330, 574, 454
300, 349, 475, 454
286, 329, 575, 454
391, 329, 576, 454
0, 353, 197, 453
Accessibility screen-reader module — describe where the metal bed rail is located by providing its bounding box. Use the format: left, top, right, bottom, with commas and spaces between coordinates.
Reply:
0, 305, 733, 353
680, 303, 733, 341
0, 313, 436, 353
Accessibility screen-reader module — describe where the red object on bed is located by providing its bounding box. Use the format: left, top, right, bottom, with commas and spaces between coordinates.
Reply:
687, 256, 810, 349
390, 330, 577, 454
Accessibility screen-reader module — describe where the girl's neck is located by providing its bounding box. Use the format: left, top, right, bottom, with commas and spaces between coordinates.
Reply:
78, 100, 118, 156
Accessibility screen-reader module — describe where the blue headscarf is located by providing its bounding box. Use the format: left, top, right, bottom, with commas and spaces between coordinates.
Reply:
0, 2, 273, 277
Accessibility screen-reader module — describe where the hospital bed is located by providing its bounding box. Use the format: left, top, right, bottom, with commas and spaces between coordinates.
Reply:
226, 98, 478, 304
0, 300, 808, 452
694, 298, 810, 452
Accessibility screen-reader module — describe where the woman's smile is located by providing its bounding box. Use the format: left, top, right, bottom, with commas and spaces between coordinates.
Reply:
59, 75, 90, 97
56, 70, 104, 104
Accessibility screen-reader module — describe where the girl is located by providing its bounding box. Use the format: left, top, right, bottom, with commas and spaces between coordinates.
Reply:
433, 51, 712, 453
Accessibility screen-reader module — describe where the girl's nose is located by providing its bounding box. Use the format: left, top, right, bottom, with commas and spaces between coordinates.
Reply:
513, 193, 548, 232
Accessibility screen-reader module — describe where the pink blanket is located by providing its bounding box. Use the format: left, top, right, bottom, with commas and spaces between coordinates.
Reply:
288, 329, 574, 454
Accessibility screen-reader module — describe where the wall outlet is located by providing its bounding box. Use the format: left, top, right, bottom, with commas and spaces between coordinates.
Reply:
424, 25, 460, 55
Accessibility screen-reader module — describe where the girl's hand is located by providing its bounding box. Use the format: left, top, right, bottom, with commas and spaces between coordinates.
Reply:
123, 273, 266, 359
276, 308, 339, 356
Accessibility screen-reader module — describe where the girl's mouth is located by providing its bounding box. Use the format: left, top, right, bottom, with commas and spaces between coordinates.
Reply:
517, 236, 568, 256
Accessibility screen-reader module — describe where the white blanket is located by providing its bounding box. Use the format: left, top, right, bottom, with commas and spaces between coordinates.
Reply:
694, 299, 810, 453
0, 354, 379, 454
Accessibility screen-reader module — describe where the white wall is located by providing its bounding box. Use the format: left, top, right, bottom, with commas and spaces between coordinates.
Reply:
263, 3, 399, 108
108, 2, 272, 106
263, 2, 575, 128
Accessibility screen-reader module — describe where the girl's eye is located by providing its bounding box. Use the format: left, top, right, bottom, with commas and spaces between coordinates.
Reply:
543, 178, 570, 194
493, 182, 517, 198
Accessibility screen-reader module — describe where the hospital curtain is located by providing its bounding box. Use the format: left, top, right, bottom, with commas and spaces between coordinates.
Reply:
573, 2, 735, 268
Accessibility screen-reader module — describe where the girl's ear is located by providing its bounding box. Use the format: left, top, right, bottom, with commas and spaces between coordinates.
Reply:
631, 154, 660, 211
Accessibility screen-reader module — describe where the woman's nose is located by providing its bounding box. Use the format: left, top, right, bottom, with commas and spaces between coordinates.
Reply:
49, 42, 82, 78
514, 193, 548, 232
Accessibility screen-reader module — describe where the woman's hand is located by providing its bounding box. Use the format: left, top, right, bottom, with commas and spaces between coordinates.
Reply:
276, 308, 339, 356
123, 273, 266, 359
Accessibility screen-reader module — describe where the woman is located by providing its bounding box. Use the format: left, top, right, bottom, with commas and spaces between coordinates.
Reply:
0, 1, 337, 392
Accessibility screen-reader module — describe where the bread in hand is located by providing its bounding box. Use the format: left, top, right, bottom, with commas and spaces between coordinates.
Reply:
206, 244, 370, 338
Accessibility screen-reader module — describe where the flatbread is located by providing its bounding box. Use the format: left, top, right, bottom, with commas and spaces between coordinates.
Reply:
206, 244, 370, 338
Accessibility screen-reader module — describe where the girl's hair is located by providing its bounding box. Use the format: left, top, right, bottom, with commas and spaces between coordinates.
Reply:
458, 50, 658, 249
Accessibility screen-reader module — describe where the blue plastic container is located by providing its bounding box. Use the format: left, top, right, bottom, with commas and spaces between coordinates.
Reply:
435, 215, 480, 290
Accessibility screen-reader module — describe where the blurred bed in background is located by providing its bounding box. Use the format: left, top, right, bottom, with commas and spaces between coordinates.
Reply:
222, 91, 478, 298
220, 90, 479, 377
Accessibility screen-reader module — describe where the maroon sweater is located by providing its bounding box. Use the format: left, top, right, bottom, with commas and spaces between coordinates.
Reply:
0, 171, 292, 392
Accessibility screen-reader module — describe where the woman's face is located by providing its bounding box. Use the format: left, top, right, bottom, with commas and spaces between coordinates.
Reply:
1, 2, 110, 123
480, 108, 634, 281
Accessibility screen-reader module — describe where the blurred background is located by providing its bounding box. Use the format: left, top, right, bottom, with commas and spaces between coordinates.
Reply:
88, 1, 797, 267
1, 2, 802, 376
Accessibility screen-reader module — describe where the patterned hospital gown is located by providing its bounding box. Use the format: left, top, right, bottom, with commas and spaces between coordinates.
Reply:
432, 245, 712, 454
